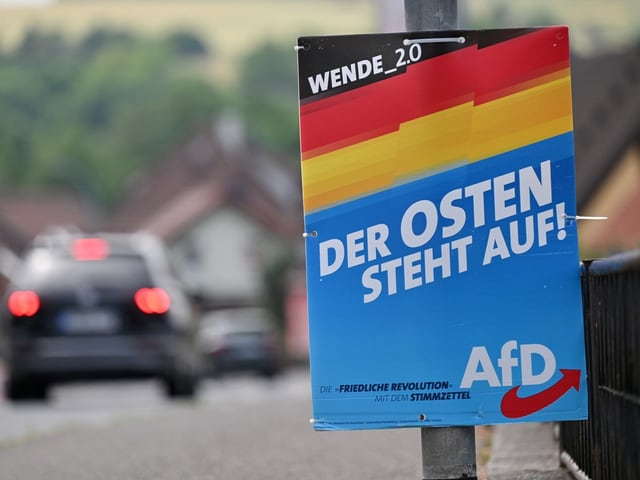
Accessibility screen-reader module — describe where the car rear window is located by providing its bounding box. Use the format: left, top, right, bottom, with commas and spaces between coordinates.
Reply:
15, 249, 152, 291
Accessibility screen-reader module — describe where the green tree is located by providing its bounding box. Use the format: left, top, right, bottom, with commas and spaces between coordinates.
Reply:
164, 30, 210, 57
236, 41, 300, 164
0, 28, 222, 212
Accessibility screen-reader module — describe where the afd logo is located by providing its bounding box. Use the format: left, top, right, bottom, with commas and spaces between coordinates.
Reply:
460, 340, 581, 418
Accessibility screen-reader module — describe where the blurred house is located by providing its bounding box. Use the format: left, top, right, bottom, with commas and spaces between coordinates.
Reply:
0, 192, 88, 249
106, 122, 304, 313
572, 42, 640, 256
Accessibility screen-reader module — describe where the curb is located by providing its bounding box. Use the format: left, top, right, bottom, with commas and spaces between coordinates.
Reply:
487, 423, 573, 480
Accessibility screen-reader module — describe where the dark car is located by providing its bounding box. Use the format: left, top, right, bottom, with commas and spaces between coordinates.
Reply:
196, 307, 282, 378
0, 230, 201, 401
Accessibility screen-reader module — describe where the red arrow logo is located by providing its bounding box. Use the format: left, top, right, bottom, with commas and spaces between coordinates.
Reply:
500, 369, 581, 418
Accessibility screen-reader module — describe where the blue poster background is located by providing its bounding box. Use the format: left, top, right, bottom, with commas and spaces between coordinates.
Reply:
305, 133, 588, 430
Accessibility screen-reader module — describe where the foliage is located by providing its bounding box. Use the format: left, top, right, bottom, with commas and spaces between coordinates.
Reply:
235, 41, 300, 164
0, 27, 302, 214
0, 28, 222, 212
164, 31, 210, 57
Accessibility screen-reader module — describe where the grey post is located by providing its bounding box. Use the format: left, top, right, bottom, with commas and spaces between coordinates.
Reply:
403, 1, 478, 479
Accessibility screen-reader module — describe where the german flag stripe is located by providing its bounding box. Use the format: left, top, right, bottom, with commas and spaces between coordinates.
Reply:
300, 27, 572, 213
300, 27, 569, 160
299, 47, 476, 160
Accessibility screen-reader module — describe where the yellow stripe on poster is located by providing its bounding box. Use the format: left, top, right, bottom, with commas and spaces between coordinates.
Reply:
303, 172, 393, 214
469, 76, 573, 161
394, 103, 473, 180
302, 103, 473, 212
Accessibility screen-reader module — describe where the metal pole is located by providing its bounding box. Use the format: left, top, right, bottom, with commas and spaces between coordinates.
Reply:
420, 426, 477, 480
404, 0, 458, 31
403, 1, 478, 479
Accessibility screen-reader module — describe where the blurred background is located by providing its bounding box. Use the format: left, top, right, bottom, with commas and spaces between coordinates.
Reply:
0, 0, 638, 368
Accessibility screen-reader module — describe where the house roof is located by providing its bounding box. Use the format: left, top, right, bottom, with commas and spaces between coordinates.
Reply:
106, 129, 303, 242
0, 192, 89, 254
571, 41, 640, 211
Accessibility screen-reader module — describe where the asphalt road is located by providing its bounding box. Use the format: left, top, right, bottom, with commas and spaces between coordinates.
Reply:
0, 369, 425, 480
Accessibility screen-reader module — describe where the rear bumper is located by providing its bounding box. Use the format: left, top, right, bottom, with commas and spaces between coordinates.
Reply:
8, 334, 178, 379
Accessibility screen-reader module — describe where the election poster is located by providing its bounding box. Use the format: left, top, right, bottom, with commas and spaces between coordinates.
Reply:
297, 27, 588, 430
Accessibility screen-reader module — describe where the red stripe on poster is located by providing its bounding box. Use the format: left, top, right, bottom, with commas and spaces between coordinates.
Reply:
299, 46, 476, 158
474, 26, 570, 105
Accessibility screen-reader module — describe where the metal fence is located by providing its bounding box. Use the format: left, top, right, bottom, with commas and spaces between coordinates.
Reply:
559, 249, 640, 480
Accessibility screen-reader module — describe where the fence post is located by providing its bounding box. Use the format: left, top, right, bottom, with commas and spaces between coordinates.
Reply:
403, 1, 477, 479
583, 260, 602, 480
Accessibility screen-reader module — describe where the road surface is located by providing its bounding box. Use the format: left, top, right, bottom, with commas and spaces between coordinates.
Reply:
0, 369, 430, 480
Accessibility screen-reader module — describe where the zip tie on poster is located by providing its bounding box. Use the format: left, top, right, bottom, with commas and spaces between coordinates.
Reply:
403, 37, 466, 46
295, 37, 465, 51
562, 214, 608, 221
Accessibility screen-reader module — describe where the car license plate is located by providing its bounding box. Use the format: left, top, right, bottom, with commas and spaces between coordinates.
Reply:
59, 310, 120, 334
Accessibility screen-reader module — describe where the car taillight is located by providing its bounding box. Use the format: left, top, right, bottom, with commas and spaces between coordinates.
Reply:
71, 237, 110, 261
8, 290, 41, 317
134, 288, 171, 314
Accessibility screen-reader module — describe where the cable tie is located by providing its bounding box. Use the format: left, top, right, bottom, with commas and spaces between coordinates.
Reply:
403, 37, 466, 46
562, 214, 608, 221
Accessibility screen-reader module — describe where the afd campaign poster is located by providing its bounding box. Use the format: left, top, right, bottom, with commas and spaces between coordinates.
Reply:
297, 27, 588, 430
